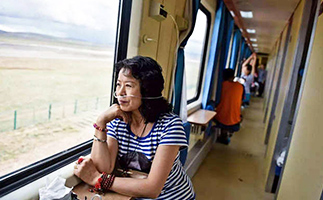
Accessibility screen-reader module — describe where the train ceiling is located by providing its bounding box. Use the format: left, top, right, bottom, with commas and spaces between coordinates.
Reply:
224, 0, 300, 53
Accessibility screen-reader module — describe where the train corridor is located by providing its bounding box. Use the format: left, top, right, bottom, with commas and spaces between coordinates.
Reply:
192, 97, 275, 200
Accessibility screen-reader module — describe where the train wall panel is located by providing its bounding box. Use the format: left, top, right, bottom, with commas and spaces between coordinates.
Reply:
263, 43, 279, 122
263, 22, 291, 190
138, 0, 217, 99
263, 40, 280, 130
264, 0, 305, 183
277, 9, 323, 200
158, 0, 185, 98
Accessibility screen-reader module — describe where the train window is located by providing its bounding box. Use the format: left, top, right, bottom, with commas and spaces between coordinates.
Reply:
0, 0, 120, 187
225, 30, 235, 68
185, 5, 210, 103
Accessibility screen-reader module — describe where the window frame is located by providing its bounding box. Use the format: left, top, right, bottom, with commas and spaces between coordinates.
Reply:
0, 0, 132, 197
187, 4, 211, 104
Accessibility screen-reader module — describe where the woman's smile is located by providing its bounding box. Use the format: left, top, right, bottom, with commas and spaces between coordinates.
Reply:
118, 99, 129, 105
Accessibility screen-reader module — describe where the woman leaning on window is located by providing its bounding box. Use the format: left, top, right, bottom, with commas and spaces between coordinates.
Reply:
74, 56, 195, 200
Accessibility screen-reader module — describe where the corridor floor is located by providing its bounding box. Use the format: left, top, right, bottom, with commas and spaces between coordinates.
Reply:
192, 97, 275, 200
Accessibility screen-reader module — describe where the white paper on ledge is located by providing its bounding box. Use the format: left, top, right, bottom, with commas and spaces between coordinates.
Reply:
39, 176, 73, 200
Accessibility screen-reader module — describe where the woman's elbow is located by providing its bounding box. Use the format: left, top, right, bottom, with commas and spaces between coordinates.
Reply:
91, 157, 114, 173
142, 183, 162, 199
145, 189, 161, 199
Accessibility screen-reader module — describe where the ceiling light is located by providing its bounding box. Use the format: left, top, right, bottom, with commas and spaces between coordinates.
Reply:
247, 29, 256, 33
252, 44, 258, 47
250, 38, 257, 42
230, 11, 235, 17
240, 11, 253, 18
240, 28, 243, 32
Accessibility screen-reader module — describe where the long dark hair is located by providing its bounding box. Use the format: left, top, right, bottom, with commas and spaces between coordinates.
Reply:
115, 56, 172, 123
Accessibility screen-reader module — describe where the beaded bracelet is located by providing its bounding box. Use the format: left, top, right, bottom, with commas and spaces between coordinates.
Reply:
93, 123, 108, 132
90, 172, 115, 193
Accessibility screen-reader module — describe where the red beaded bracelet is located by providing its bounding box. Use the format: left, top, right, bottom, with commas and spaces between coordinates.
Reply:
89, 172, 115, 193
93, 123, 108, 132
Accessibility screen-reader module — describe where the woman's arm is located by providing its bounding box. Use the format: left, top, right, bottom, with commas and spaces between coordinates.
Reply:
110, 145, 180, 198
251, 53, 257, 76
91, 104, 130, 173
242, 54, 253, 68
91, 131, 118, 173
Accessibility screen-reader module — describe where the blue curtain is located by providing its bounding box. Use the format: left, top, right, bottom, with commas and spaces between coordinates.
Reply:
229, 28, 242, 70
173, 0, 200, 166
201, 0, 226, 108
237, 40, 247, 77
246, 48, 252, 58
223, 17, 235, 68
173, 0, 200, 115
214, 8, 234, 105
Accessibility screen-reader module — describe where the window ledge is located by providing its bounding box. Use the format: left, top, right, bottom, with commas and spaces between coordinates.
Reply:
2, 161, 82, 200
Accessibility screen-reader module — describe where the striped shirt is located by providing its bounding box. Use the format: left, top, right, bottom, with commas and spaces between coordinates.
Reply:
107, 113, 195, 200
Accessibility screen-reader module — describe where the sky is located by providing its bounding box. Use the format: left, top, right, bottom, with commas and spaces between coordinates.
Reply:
186, 10, 208, 57
0, 0, 120, 45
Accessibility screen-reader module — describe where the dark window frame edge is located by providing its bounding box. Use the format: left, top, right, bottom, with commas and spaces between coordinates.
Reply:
187, 4, 212, 104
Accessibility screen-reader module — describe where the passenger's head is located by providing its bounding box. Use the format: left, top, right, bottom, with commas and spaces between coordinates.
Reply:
223, 69, 235, 81
243, 64, 252, 75
259, 64, 265, 70
115, 56, 172, 122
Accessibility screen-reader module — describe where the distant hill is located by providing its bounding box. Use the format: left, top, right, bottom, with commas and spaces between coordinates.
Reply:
0, 30, 113, 49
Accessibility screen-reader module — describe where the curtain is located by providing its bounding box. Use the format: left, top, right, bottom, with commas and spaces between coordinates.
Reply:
237, 40, 247, 77
201, 0, 226, 108
202, 0, 235, 107
230, 28, 242, 70
215, 9, 234, 105
173, 0, 200, 166
173, 0, 200, 121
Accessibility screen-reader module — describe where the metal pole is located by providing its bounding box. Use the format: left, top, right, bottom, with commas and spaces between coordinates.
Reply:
14, 110, 17, 130
48, 104, 52, 120
74, 100, 78, 114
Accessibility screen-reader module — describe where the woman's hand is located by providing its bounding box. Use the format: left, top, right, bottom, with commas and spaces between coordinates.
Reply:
97, 104, 131, 125
74, 157, 101, 186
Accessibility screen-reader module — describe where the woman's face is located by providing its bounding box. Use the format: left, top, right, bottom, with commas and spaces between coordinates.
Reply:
115, 68, 142, 112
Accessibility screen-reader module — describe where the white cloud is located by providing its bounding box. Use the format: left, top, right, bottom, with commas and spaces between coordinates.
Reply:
0, 24, 16, 32
0, 0, 119, 30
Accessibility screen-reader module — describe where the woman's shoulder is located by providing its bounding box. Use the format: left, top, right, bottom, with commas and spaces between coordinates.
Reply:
108, 118, 127, 128
157, 112, 183, 127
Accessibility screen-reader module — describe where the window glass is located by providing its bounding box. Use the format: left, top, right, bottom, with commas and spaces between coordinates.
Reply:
185, 9, 208, 101
0, 0, 119, 177
226, 31, 235, 68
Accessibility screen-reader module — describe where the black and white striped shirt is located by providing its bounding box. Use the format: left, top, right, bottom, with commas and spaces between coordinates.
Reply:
107, 113, 195, 200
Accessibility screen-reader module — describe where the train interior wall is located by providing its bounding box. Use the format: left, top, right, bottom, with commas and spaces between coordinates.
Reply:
277, 3, 323, 199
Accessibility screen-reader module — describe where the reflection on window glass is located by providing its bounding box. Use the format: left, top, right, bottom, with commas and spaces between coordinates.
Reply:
226, 31, 235, 69
185, 10, 207, 101
0, 0, 119, 177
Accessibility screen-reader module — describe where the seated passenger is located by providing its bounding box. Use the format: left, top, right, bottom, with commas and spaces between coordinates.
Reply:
73, 56, 195, 199
214, 69, 244, 144
241, 53, 257, 106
